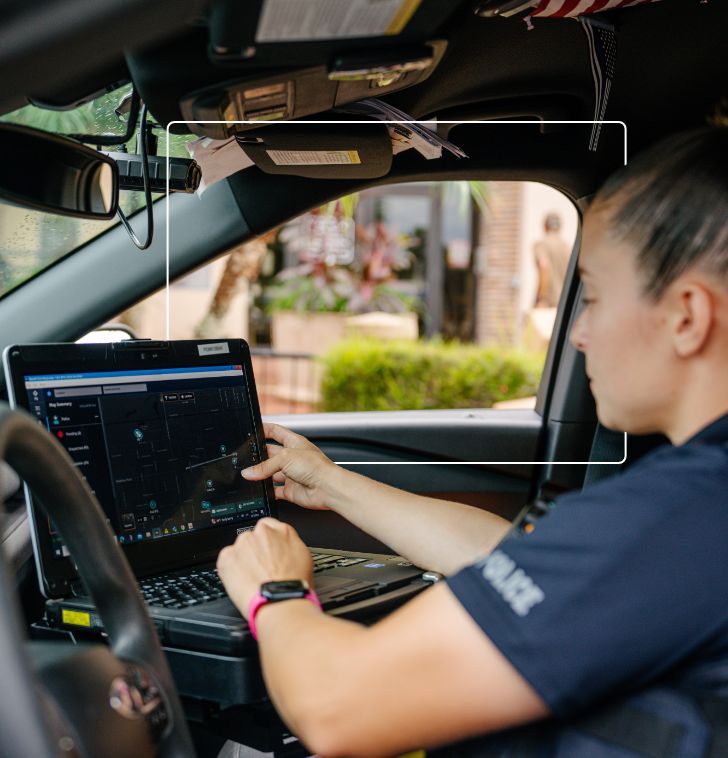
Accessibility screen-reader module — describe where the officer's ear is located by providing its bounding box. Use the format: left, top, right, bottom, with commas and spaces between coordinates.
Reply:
666, 278, 715, 358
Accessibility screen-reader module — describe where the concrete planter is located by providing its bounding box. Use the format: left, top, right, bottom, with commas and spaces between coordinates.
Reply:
343, 311, 418, 343
271, 310, 418, 356
271, 311, 350, 357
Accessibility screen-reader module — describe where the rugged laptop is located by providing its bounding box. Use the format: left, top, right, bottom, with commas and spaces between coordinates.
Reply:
3, 339, 427, 654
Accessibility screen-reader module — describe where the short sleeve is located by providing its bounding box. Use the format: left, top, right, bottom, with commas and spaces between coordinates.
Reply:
447, 445, 728, 717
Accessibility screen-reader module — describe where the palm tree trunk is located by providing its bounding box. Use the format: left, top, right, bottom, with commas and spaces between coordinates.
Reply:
195, 229, 277, 337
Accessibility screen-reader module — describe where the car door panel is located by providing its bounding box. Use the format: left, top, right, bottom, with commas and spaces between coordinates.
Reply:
269, 409, 541, 555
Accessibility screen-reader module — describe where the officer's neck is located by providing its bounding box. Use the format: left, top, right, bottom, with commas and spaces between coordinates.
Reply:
663, 359, 728, 446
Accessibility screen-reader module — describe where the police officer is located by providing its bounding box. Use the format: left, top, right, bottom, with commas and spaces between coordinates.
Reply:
217, 126, 728, 757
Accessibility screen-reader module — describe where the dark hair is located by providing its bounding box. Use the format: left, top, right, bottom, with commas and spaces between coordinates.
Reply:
593, 127, 728, 299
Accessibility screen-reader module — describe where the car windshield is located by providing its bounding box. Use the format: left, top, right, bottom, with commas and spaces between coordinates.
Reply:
0, 84, 193, 299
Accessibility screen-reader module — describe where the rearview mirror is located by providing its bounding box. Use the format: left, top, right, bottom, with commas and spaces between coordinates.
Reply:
0, 122, 119, 219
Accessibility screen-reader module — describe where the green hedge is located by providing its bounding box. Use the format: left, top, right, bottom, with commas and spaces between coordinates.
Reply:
319, 338, 544, 412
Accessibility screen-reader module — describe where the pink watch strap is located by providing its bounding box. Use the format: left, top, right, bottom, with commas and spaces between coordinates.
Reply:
248, 589, 322, 641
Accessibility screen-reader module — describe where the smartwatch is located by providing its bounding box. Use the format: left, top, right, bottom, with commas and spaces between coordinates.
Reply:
248, 580, 322, 640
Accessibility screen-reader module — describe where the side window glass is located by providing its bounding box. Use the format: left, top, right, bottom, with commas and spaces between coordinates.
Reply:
111, 181, 577, 415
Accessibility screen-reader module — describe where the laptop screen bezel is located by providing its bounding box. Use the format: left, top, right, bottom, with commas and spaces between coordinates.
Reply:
3, 339, 279, 598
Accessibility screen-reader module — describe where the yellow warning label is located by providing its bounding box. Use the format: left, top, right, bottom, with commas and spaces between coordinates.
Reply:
386, 0, 422, 35
62, 609, 92, 628
267, 149, 361, 166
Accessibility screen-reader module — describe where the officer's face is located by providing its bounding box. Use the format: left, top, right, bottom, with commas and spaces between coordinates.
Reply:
570, 208, 676, 436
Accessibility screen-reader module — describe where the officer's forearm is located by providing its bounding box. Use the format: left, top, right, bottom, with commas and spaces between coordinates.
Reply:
254, 599, 368, 756
326, 466, 511, 575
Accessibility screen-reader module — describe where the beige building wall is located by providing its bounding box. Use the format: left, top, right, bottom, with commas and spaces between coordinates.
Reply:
475, 182, 523, 345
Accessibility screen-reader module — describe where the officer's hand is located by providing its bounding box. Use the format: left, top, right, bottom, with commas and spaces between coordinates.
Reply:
216, 517, 313, 618
242, 423, 338, 511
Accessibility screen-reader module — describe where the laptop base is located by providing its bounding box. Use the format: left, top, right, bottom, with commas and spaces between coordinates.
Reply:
44, 549, 430, 657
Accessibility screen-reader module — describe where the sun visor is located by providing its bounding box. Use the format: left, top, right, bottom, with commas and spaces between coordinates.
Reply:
235, 123, 392, 179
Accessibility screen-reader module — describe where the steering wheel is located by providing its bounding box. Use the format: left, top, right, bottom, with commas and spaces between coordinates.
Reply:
0, 404, 196, 758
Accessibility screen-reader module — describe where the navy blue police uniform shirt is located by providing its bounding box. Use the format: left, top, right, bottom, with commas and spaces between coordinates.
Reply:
447, 412, 728, 718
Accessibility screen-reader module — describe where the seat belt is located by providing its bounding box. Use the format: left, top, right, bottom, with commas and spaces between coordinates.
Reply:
697, 698, 728, 757
574, 702, 686, 758
508, 424, 626, 539
582, 423, 625, 488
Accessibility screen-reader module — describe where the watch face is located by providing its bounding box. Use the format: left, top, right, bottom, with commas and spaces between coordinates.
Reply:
261, 579, 309, 601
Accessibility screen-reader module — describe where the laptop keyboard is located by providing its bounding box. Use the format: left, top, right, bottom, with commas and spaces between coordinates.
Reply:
311, 551, 369, 572
139, 568, 225, 609
139, 551, 373, 610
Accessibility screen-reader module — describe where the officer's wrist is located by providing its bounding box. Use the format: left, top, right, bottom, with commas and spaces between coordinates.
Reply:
248, 582, 321, 640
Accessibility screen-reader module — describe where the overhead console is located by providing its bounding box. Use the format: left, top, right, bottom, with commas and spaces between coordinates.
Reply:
179, 42, 446, 140
125, 0, 465, 137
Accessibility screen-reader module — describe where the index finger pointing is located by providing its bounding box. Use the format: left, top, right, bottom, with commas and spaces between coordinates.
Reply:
241, 452, 286, 481
263, 423, 308, 449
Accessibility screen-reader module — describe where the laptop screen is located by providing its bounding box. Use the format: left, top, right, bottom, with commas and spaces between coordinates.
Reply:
22, 362, 270, 558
